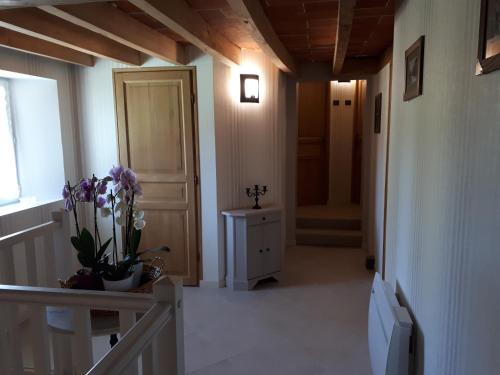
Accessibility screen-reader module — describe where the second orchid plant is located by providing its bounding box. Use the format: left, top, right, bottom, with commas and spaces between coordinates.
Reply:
63, 165, 147, 281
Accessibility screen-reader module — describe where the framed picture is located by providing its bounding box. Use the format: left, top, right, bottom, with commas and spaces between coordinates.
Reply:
404, 36, 425, 101
374, 93, 382, 134
478, 0, 500, 74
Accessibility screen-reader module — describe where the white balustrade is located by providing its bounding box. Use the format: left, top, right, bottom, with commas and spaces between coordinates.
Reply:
0, 211, 184, 375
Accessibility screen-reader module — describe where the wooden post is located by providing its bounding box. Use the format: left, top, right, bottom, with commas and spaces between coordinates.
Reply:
52, 210, 73, 281
119, 310, 138, 375
152, 276, 184, 375
72, 307, 93, 373
0, 247, 23, 374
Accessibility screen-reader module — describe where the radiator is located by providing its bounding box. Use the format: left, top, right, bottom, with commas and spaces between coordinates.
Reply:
368, 273, 413, 375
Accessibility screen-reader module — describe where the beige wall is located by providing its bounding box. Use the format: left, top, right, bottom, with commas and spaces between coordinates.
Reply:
329, 81, 356, 206
362, 63, 391, 273
386, 0, 500, 373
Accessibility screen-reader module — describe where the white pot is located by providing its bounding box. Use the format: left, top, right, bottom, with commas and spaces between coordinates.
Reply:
103, 273, 134, 292
132, 262, 144, 288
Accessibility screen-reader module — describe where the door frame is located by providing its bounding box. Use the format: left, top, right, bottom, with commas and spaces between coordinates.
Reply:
112, 66, 203, 285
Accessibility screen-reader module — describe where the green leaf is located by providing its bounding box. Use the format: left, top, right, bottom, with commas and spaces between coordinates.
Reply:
96, 238, 112, 261
70, 236, 81, 252
77, 252, 95, 269
79, 228, 95, 257
130, 228, 142, 255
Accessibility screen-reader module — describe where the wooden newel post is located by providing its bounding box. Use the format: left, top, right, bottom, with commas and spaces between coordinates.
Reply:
153, 276, 185, 375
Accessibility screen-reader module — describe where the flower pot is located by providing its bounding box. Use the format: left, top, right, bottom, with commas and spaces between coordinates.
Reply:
74, 269, 103, 290
102, 273, 134, 292
132, 262, 144, 288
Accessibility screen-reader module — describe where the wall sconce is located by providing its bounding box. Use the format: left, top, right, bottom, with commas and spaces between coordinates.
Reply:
240, 74, 259, 103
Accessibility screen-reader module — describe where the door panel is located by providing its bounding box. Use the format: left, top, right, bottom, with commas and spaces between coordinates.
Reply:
114, 68, 199, 285
297, 82, 329, 206
263, 222, 281, 275
246, 225, 263, 280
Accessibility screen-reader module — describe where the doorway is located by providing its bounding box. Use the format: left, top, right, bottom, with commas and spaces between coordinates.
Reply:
113, 67, 201, 285
296, 80, 365, 248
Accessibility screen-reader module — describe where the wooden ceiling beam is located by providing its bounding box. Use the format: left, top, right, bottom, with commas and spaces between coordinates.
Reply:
0, 7, 141, 65
226, 0, 297, 75
0, 26, 94, 66
129, 0, 241, 66
39, 3, 185, 65
0, 1, 108, 7
333, 0, 357, 74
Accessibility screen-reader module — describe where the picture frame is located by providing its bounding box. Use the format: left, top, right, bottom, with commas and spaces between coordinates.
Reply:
374, 93, 382, 134
403, 36, 425, 101
477, 0, 500, 75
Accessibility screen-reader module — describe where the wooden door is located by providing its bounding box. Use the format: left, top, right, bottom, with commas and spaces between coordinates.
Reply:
114, 67, 200, 285
297, 82, 329, 206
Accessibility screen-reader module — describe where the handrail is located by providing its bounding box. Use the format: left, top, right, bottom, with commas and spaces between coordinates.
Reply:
87, 302, 173, 375
0, 220, 60, 249
0, 284, 153, 312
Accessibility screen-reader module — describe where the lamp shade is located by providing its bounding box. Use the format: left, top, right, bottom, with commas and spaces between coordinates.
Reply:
240, 74, 259, 103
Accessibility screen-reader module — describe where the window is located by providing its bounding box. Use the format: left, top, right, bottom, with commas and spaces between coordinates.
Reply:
0, 79, 20, 206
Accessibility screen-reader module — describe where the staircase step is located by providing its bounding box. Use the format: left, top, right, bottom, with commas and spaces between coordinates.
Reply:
296, 228, 362, 248
296, 216, 361, 230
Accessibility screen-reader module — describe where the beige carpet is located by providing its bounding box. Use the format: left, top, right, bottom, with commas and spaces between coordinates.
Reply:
184, 246, 373, 375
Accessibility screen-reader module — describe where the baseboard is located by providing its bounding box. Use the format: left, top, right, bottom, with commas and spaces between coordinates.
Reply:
200, 279, 226, 288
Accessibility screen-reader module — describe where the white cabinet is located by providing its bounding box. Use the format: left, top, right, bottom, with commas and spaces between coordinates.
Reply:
222, 207, 282, 290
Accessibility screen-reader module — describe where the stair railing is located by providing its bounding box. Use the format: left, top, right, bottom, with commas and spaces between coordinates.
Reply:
0, 211, 184, 374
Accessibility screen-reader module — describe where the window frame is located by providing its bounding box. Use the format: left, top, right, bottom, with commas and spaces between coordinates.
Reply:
0, 78, 21, 207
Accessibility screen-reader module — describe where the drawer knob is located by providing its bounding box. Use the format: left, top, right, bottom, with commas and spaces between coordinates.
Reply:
262, 216, 266, 221
266, 248, 270, 252
259, 249, 263, 253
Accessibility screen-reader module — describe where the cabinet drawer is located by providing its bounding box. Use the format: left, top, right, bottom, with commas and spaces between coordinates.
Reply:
246, 211, 281, 226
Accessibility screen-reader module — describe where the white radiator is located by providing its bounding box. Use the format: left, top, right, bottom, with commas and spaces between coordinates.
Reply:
368, 273, 413, 375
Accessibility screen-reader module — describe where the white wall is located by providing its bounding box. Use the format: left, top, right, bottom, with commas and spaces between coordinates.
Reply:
10, 77, 65, 202
213, 49, 287, 283
386, 0, 500, 373
329, 81, 356, 206
362, 63, 391, 273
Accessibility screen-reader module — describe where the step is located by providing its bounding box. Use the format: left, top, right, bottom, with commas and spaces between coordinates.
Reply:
296, 216, 361, 231
296, 228, 362, 248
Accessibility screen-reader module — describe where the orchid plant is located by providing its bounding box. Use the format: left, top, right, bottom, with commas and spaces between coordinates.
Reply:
63, 166, 147, 282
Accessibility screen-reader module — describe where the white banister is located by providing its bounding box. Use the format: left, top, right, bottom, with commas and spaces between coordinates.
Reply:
154, 276, 185, 375
119, 310, 139, 375
0, 246, 16, 284
73, 307, 93, 374
0, 220, 60, 249
87, 276, 184, 375
25, 238, 38, 286
29, 305, 51, 374
88, 304, 172, 375
0, 285, 154, 311
43, 231, 58, 287
0, 213, 184, 375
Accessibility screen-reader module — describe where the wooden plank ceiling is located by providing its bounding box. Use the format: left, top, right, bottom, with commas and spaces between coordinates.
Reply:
0, 0, 393, 75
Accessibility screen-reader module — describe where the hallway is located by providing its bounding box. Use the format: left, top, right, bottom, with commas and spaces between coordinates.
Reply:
183, 246, 372, 375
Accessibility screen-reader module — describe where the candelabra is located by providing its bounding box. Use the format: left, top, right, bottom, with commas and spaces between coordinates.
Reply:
246, 185, 267, 209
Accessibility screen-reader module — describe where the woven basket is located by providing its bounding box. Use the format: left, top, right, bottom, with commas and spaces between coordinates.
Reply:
59, 257, 166, 317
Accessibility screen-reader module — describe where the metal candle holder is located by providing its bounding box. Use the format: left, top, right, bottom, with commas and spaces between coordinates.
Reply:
246, 185, 267, 209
